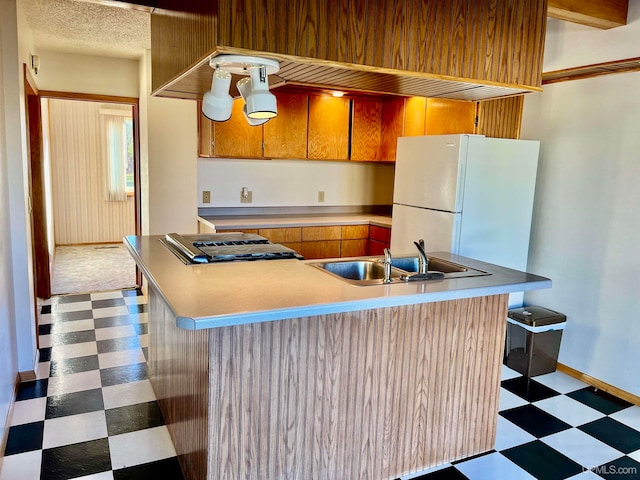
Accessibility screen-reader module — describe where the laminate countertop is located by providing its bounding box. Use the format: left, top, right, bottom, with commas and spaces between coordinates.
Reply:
124, 235, 551, 330
197, 213, 392, 231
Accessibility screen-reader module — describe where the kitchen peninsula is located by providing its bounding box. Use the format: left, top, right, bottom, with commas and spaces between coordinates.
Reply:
125, 234, 550, 480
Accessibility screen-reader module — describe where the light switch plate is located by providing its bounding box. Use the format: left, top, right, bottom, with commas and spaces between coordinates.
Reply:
202, 190, 211, 203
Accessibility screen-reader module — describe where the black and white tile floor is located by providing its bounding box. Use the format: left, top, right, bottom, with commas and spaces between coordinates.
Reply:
1, 290, 640, 479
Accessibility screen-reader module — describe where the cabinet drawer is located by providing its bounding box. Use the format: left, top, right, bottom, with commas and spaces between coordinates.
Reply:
369, 225, 391, 243
299, 241, 341, 260
259, 228, 302, 243
302, 226, 342, 241
341, 239, 369, 258
341, 224, 369, 240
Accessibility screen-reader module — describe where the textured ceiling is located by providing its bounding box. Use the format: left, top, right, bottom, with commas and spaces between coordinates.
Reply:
21, 0, 150, 59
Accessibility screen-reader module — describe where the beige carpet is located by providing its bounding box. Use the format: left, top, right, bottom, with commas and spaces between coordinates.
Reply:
51, 244, 137, 295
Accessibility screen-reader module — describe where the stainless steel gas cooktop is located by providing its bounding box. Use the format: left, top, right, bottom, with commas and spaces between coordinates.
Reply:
161, 232, 303, 265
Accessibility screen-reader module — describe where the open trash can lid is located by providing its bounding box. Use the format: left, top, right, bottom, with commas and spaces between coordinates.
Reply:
508, 306, 566, 327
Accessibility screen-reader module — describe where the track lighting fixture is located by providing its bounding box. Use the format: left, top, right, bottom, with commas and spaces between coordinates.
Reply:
203, 55, 280, 125
202, 68, 233, 122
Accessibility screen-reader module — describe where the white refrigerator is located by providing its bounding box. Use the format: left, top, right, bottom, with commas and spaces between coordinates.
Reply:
390, 134, 540, 307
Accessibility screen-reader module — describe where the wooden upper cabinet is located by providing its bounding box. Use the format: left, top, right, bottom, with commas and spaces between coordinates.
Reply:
197, 101, 215, 158
212, 98, 263, 158
380, 98, 405, 162
263, 92, 308, 159
403, 97, 427, 136
425, 99, 477, 135
351, 98, 382, 162
477, 96, 525, 139
307, 96, 350, 160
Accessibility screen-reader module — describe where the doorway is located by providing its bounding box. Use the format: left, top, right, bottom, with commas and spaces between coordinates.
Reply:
31, 90, 142, 296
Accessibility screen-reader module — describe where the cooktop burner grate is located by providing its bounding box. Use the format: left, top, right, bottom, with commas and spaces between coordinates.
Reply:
162, 233, 303, 264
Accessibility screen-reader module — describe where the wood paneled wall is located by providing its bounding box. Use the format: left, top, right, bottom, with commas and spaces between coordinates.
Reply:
148, 287, 210, 480
207, 294, 508, 479
152, 0, 547, 95
151, 0, 217, 93
149, 291, 509, 479
477, 96, 525, 139
48, 99, 135, 244
216, 0, 547, 87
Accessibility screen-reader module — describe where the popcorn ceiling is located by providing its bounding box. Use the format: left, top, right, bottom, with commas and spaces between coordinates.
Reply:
21, 0, 150, 59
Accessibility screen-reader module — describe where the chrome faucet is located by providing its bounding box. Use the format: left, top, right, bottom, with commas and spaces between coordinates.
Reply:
383, 248, 393, 283
414, 239, 429, 274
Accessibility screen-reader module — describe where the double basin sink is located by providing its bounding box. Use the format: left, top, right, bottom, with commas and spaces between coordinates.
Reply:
308, 255, 490, 286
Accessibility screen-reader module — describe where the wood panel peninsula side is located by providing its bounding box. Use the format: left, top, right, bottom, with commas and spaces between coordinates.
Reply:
125, 235, 551, 480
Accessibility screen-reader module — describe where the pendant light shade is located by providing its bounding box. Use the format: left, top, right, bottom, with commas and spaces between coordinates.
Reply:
202, 68, 233, 121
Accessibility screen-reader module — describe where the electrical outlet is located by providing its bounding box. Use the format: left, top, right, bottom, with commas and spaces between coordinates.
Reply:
240, 187, 253, 203
318, 191, 325, 203
202, 190, 211, 204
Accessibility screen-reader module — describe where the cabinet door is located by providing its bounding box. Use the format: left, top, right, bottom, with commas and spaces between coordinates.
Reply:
341, 239, 369, 257
425, 98, 477, 135
302, 226, 342, 241
213, 98, 263, 158
308, 95, 350, 160
380, 97, 405, 162
197, 101, 215, 158
350, 98, 382, 162
341, 224, 369, 239
299, 241, 341, 259
258, 227, 302, 243
403, 97, 427, 136
370, 225, 391, 243
263, 92, 308, 159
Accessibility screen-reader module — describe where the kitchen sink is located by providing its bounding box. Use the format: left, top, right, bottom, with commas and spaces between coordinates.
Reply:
389, 256, 468, 274
308, 255, 490, 286
310, 260, 404, 285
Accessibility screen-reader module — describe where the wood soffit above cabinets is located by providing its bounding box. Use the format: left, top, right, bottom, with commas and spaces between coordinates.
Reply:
150, 1, 548, 102
157, 48, 540, 102
542, 57, 640, 85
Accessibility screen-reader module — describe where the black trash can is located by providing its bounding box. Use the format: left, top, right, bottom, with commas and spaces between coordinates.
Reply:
504, 306, 567, 377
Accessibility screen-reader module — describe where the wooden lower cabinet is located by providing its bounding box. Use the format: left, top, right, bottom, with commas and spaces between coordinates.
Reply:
369, 239, 390, 256
299, 240, 341, 259
218, 224, 390, 260
341, 239, 369, 257
258, 227, 302, 244
369, 224, 391, 255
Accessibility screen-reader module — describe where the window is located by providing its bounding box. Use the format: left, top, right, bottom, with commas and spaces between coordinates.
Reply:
101, 106, 134, 201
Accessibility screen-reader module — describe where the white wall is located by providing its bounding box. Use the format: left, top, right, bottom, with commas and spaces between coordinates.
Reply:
0, 0, 39, 439
3, 0, 37, 374
521, 4, 640, 395
35, 49, 139, 98
142, 51, 198, 235
544, 0, 640, 71
198, 159, 394, 208
0, 5, 19, 447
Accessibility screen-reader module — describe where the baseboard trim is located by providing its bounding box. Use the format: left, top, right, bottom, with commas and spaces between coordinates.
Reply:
557, 363, 640, 406
18, 370, 37, 382
17, 348, 40, 383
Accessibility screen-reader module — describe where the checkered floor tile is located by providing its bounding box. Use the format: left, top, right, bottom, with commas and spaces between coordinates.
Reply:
0, 289, 184, 480
2, 290, 640, 479
401, 367, 640, 480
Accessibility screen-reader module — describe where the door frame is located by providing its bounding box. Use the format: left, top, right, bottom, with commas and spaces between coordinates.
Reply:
23, 65, 50, 309
33, 89, 143, 289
